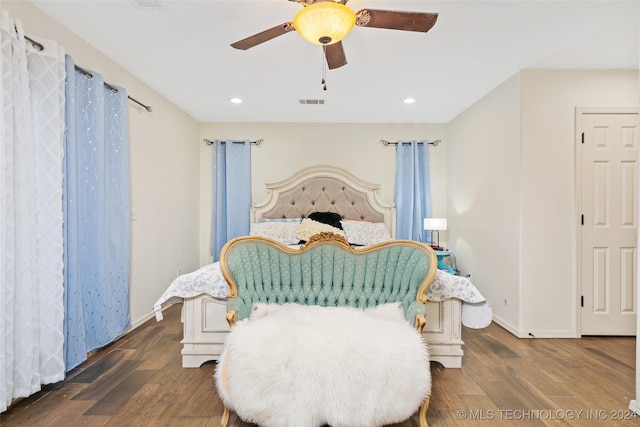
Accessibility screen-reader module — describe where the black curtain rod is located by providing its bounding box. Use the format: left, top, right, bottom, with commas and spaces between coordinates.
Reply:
73, 65, 152, 112
381, 139, 441, 146
24, 34, 43, 51
203, 139, 264, 146
23, 34, 152, 112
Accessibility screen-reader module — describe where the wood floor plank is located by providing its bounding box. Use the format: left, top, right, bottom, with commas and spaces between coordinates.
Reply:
0, 382, 88, 426
499, 358, 573, 397
71, 358, 143, 401
83, 370, 158, 415
117, 322, 165, 350
583, 335, 635, 359
40, 400, 108, 427
430, 364, 485, 410
46, 414, 111, 427
177, 363, 220, 417
67, 348, 129, 384
135, 329, 184, 370
480, 335, 521, 358
109, 382, 164, 424
158, 416, 218, 427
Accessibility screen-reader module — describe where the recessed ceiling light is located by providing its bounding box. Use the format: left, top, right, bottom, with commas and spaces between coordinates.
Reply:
403, 98, 416, 104
229, 97, 243, 104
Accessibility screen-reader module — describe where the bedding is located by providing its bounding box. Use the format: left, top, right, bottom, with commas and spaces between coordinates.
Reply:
249, 222, 300, 245
153, 261, 492, 328
341, 219, 392, 246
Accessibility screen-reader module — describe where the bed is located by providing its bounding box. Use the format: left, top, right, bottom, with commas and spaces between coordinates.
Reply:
154, 165, 491, 368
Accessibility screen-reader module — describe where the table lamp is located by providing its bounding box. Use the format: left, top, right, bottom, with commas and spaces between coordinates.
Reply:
423, 218, 447, 249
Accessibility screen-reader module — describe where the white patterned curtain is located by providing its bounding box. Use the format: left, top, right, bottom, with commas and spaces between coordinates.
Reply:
63, 55, 131, 372
0, 12, 66, 411
211, 140, 251, 261
394, 141, 433, 241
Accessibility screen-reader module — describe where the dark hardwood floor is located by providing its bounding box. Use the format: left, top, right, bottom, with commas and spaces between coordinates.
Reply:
1, 303, 637, 426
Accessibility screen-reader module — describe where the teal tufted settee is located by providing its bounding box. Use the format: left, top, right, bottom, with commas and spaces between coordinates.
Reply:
218, 232, 438, 427
220, 233, 437, 330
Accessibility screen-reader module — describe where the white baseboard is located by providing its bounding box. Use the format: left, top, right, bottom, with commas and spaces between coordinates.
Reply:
119, 301, 182, 339
629, 400, 640, 416
492, 315, 579, 338
491, 314, 523, 337
524, 329, 579, 338
131, 311, 158, 330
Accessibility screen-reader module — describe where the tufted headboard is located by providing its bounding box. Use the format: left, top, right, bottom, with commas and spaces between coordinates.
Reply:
251, 165, 396, 238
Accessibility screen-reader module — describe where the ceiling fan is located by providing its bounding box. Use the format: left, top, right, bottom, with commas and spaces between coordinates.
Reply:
230, 0, 438, 70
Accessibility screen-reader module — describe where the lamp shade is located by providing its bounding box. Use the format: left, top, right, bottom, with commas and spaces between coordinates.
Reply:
423, 218, 447, 231
293, 2, 356, 45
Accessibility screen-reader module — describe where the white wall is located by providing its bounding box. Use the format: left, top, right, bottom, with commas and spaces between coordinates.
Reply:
448, 69, 639, 338
198, 122, 448, 265
5, 1, 202, 328
447, 74, 523, 333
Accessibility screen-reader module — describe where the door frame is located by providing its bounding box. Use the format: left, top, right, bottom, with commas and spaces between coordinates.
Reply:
575, 107, 639, 336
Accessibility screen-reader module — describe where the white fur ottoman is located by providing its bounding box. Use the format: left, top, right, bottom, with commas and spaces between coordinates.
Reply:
215, 302, 431, 427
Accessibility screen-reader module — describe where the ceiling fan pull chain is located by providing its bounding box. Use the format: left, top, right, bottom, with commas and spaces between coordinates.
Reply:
321, 46, 328, 91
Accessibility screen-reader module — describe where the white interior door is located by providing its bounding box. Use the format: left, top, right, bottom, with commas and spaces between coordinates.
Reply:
579, 109, 638, 336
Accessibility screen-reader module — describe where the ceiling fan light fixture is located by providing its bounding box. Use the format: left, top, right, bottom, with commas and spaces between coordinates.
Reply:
293, 2, 356, 45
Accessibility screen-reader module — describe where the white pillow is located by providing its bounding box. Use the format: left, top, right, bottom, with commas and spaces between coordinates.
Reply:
249, 222, 300, 245
258, 217, 302, 223
341, 220, 392, 246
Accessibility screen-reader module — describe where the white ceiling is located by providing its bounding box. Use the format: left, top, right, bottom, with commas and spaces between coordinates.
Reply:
31, 0, 639, 123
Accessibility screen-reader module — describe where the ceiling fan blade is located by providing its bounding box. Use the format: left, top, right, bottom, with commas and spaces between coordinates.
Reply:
231, 22, 295, 50
355, 9, 438, 33
324, 42, 347, 69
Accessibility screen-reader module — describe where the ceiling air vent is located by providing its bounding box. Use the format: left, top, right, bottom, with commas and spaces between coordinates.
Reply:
133, 0, 163, 8
299, 99, 325, 105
